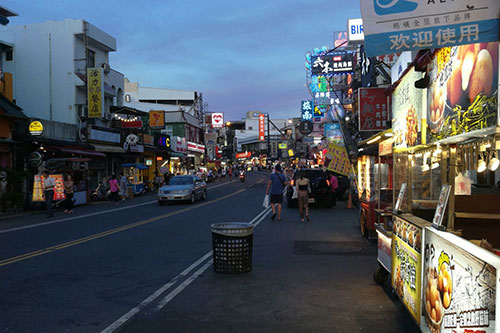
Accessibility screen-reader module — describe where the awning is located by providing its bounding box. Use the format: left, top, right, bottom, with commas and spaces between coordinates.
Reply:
92, 144, 125, 154
56, 147, 106, 157
0, 94, 26, 119
170, 152, 187, 158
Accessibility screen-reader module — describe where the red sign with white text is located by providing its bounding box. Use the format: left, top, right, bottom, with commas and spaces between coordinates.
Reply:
258, 114, 265, 141
236, 152, 251, 159
358, 88, 390, 132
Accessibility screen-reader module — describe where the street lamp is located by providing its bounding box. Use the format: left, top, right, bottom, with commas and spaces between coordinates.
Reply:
226, 121, 231, 127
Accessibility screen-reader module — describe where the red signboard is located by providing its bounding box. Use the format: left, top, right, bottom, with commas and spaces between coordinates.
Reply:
236, 152, 251, 159
358, 88, 389, 132
121, 120, 143, 128
258, 114, 265, 141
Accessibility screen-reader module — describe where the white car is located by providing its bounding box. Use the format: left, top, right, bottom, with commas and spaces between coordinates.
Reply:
158, 175, 207, 205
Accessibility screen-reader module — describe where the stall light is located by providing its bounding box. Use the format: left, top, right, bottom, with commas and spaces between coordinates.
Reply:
345, 116, 350, 121
422, 164, 430, 172
488, 151, 499, 171
477, 153, 487, 173
415, 153, 423, 158
384, 132, 393, 137
358, 148, 364, 152
367, 135, 381, 144
431, 161, 440, 169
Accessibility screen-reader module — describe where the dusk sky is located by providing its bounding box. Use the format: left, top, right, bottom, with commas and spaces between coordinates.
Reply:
4, 1, 361, 121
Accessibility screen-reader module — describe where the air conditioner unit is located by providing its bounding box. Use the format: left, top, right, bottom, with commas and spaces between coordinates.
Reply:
101, 63, 111, 74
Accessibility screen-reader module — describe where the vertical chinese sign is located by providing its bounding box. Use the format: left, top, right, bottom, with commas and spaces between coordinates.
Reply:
87, 67, 104, 118
301, 100, 313, 122
358, 87, 390, 131
258, 114, 265, 141
149, 110, 165, 128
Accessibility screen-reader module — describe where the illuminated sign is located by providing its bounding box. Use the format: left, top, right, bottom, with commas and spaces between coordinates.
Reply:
211, 113, 224, 128
301, 100, 313, 121
333, 31, 348, 48
258, 114, 265, 141
311, 52, 355, 76
29, 120, 44, 136
154, 133, 171, 150
149, 110, 165, 128
347, 18, 364, 43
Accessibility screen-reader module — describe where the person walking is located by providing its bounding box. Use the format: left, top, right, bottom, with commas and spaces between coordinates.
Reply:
63, 174, 74, 214
228, 167, 233, 181
42, 170, 55, 217
221, 167, 226, 181
329, 173, 339, 207
296, 171, 311, 222
109, 174, 120, 205
119, 173, 128, 201
265, 164, 288, 221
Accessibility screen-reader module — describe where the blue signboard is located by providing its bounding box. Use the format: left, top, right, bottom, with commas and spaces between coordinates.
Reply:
301, 100, 314, 121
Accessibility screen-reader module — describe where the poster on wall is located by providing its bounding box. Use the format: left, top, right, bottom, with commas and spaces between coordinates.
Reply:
360, 0, 500, 57
324, 143, 351, 176
392, 67, 425, 149
427, 42, 498, 142
422, 228, 500, 332
392, 216, 423, 324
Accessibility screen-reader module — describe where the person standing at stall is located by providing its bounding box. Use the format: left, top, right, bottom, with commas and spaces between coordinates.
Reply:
63, 174, 74, 214
265, 164, 288, 221
119, 173, 128, 201
42, 170, 55, 217
296, 171, 311, 222
109, 174, 120, 205
329, 172, 338, 207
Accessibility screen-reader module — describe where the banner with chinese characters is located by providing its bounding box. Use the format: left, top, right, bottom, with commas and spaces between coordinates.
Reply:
427, 42, 498, 143
358, 87, 390, 131
87, 68, 104, 118
258, 114, 265, 141
392, 67, 425, 149
392, 216, 423, 324
311, 51, 355, 76
301, 100, 313, 122
32, 175, 66, 202
149, 110, 165, 128
324, 143, 351, 176
360, 0, 500, 57
421, 227, 500, 332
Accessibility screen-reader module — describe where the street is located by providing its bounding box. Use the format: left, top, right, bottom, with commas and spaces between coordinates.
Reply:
0, 172, 419, 332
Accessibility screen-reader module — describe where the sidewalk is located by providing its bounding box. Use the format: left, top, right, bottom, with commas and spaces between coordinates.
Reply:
120, 201, 420, 333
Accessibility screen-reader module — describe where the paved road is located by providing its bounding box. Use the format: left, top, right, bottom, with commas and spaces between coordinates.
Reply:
0, 172, 420, 332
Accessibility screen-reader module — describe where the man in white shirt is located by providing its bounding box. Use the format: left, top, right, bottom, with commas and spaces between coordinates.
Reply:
42, 170, 56, 217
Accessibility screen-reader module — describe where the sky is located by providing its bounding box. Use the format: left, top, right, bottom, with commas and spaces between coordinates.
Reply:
3, 0, 361, 121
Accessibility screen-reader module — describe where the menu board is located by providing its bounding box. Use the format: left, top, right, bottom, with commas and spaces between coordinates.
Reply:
427, 42, 498, 142
392, 68, 425, 149
324, 143, 351, 176
421, 228, 500, 332
32, 175, 66, 202
392, 216, 423, 324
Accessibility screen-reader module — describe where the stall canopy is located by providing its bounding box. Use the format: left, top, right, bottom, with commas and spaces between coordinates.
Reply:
121, 163, 148, 170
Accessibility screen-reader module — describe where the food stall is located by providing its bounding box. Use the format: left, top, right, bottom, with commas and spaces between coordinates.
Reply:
121, 163, 148, 195
387, 41, 500, 331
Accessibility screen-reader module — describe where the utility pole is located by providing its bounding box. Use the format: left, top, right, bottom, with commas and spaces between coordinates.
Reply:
267, 113, 270, 158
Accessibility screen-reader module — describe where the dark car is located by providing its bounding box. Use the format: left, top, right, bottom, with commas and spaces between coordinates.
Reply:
327, 172, 350, 200
286, 169, 334, 208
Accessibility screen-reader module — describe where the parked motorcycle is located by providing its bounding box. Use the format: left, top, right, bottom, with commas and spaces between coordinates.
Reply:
239, 171, 245, 183
91, 182, 110, 201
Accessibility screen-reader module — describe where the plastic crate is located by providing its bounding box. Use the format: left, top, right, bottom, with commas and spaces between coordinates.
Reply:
211, 223, 254, 274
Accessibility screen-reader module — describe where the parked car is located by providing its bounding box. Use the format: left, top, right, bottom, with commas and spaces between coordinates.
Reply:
327, 172, 350, 200
286, 169, 334, 208
157, 175, 207, 205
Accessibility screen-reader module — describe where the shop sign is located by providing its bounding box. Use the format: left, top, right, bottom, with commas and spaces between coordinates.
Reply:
211, 113, 224, 128
278, 143, 287, 149
333, 31, 348, 48
87, 67, 104, 118
392, 67, 425, 149
324, 143, 351, 176
171, 136, 187, 154
360, 0, 500, 57
123, 134, 143, 153
236, 152, 251, 159
89, 127, 121, 144
287, 149, 294, 157
299, 121, 313, 136
347, 18, 364, 43
358, 88, 390, 132
325, 123, 343, 145
301, 100, 313, 121
187, 141, 205, 153
391, 216, 423, 324
391, 51, 413, 84
32, 174, 66, 202
314, 104, 327, 119
311, 52, 355, 76
205, 132, 216, 147
427, 42, 498, 143
422, 227, 500, 332
149, 110, 165, 128
28, 120, 44, 136
143, 134, 154, 146
154, 133, 171, 151
258, 114, 266, 141
121, 120, 143, 128
29, 151, 43, 168
378, 138, 393, 156
145, 159, 153, 166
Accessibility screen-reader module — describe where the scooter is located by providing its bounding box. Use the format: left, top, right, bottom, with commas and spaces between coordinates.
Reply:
239, 171, 245, 182
91, 182, 110, 201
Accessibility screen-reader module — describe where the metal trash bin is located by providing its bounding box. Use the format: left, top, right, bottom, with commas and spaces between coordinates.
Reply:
211, 223, 254, 274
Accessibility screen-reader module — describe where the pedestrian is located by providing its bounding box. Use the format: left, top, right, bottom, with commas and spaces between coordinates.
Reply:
329, 172, 339, 207
296, 171, 311, 222
0, 171, 7, 214
217, 168, 222, 181
63, 174, 74, 214
228, 167, 233, 181
109, 174, 120, 205
119, 173, 128, 201
222, 167, 226, 180
42, 170, 55, 217
265, 164, 288, 221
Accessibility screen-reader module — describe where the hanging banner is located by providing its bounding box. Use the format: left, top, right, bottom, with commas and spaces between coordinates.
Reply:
360, 0, 500, 57
258, 114, 266, 141
358, 87, 390, 131
32, 175, 66, 202
324, 143, 351, 176
427, 42, 498, 143
392, 216, 423, 324
87, 67, 104, 118
149, 110, 165, 128
422, 227, 500, 332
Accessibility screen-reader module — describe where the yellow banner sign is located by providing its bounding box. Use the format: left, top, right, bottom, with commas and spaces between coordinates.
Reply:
87, 67, 104, 118
149, 110, 165, 128
324, 143, 351, 176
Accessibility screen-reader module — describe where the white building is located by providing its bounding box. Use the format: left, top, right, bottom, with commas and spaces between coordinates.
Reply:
0, 19, 124, 141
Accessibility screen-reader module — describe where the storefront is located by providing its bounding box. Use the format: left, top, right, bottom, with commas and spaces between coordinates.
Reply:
170, 136, 188, 175
153, 133, 171, 180
187, 141, 205, 170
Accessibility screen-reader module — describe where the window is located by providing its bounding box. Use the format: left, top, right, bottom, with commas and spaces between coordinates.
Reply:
86, 49, 95, 68
6, 50, 12, 61
125, 94, 131, 102
248, 126, 253, 130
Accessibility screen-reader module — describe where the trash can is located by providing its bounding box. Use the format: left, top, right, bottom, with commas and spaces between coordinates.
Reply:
211, 222, 254, 274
